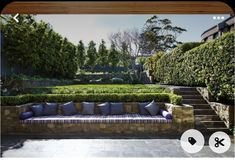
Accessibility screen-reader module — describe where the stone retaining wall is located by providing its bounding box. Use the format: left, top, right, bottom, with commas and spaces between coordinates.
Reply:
197, 87, 234, 128
1, 102, 194, 135
197, 87, 214, 101
209, 102, 234, 128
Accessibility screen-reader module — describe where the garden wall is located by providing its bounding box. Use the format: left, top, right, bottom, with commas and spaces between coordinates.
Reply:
197, 87, 234, 129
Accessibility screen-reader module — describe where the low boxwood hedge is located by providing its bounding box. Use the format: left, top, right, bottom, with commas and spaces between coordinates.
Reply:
1, 93, 182, 105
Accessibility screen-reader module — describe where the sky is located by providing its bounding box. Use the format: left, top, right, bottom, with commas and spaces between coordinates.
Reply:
35, 14, 230, 47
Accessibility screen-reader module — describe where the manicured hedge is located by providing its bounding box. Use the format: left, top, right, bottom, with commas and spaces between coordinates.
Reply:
1, 93, 182, 105
22, 84, 170, 94
153, 32, 234, 101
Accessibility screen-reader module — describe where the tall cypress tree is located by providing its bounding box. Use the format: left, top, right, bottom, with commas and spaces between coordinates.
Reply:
86, 40, 97, 67
77, 40, 85, 68
108, 42, 120, 67
97, 39, 108, 66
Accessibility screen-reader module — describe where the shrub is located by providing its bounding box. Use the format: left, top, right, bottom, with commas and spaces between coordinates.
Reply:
111, 77, 124, 83
20, 84, 170, 95
1, 93, 182, 105
152, 32, 234, 101
2, 15, 78, 79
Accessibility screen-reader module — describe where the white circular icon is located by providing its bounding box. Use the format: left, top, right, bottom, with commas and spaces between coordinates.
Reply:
180, 129, 205, 153
209, 131, 231, 153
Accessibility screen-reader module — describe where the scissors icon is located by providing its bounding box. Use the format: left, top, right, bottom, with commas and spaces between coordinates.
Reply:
214, 137, 225, 148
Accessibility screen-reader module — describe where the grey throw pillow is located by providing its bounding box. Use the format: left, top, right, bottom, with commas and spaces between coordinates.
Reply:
110, 102, 124, 115
31, 104, 44, 117
43, 103, 58, 116
144, 100, 159, 116
98, 102, 110, 115
82, 102, 95, 115
61, 101, 77, 116
138, 102, 150, 115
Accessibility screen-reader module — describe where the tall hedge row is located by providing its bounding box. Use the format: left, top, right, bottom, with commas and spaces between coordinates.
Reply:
153, 32, 234, 101
1, 15, 78, 79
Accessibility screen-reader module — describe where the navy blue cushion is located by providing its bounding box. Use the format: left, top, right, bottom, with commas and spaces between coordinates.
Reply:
159, 109, 172, 119
138, 102, 150, 115
43, 103, 58, 116
110, 103, 124, 115
20, 111, 33, 120
82, 102, 95, 115
144, 100, 159, 116
61, 101, 77, 116
31, 104, 44, 117
98, 102, 110, 115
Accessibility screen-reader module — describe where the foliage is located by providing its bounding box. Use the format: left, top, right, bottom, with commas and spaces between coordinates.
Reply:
1, 93, 182, 105
140, 15, 187, 54
86, 40, 97, 67
151, 32, 234, 101
109, 28, 140, 69
144, 51, 164, 72
108, 42, 120, 67
18, 84, 171, 94
77, 40, 86, 68
97, 39, 109, 67
136, 57, 147, 65
1, 15, 78, 79
110, 78, 124, 84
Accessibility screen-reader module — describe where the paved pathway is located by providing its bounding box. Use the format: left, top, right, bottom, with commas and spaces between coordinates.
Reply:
2, 138, 234, 157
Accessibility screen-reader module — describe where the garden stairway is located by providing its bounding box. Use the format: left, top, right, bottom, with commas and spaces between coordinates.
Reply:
177, 87, 231, 135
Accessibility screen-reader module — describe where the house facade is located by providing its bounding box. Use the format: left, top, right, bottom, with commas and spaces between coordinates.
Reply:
201, 15, 234, 42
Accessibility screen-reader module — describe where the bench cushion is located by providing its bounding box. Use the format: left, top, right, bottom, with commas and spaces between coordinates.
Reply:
82, 102, 95, 115
31, 104, 44, 117
145, 100, 159, 116
20, 114, 172, 124
61, 101, 77, 116
43, 103, 58, 116
98, 102, 110, 115
138, 102, 150, 115
110, 103, 124, 115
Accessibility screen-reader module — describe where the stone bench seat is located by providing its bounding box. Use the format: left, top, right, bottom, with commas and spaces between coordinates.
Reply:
2, 102, 194, 135
21, 114, 172, 124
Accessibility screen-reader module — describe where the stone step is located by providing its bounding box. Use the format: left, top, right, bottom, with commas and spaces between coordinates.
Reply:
181, 95, 204, 99
178, 87, 197, 91
191, 104, 211, 109
197, 128, 231, 135
194, 109, 216, 115
196, 121, 226, 128
182, 99, 207, 104
178, 91, 200, 95
195, 115, 221, 121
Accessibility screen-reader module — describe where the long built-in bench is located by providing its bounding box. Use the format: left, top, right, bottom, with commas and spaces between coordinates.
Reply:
1, 102, 194, 135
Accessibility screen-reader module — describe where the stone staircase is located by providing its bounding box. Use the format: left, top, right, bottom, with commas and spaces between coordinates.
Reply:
177, 87, 231, 135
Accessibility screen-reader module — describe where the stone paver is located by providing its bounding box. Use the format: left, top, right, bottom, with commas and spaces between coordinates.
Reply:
2, 138, 234, 157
